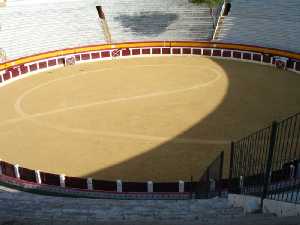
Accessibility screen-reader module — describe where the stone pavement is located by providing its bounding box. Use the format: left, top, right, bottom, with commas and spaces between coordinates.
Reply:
0, 186, 299, 225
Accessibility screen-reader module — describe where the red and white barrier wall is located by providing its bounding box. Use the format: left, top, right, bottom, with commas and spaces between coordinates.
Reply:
1, 41, 300, 87
0, 158, 196, 199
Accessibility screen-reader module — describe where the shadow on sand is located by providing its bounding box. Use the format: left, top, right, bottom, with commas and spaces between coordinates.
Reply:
83, 58, 300, 182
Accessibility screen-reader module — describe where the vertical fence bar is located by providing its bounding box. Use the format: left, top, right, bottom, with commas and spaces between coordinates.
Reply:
290, 116, 300, 203
261, 121, 278, 207
287, 117, 297, 161
280, 118, 293, 201
262, 128, 272, 195
276, 121, 288, 201
292, 115, 300, 160
229, 142, 235, 193
218, 151, 224, 196
206, 166, 210, 198
190, 176, 193, 199
229, 142, 234, 180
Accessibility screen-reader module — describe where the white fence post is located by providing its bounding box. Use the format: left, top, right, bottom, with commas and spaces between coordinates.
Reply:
14, 164, 20, 179
87, 177, 93, 190
209, 178, 216, 192
60, 174, 66, 188
179, 180, 185, 193
0, 159, 2, 175
147, 181, 153, 193
0, 71, 4, 84
117, 180, 122, 192
35, 170, 42, 184
239, 176, 244, 190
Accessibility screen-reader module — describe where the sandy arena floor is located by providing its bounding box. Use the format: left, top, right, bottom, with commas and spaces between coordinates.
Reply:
0, 56, 299, 181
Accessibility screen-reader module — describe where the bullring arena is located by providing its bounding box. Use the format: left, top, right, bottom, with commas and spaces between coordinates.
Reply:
0, 0, 300, 224
1, 48, 300, 182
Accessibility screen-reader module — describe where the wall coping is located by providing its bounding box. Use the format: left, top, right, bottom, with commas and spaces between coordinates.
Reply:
1, 41, 300, 71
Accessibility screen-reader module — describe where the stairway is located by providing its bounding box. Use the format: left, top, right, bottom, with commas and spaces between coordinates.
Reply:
0, 0, 214, 61
1, 185, 299, 225
216, 0, 300, 53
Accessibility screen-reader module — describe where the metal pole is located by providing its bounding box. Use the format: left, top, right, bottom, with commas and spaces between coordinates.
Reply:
190, 176, 193, 199
206, 168, 210, 198
261, 121, 278, 207
229, 142, 235, 180
228, 142, 235, 192
218, 151, 224, 196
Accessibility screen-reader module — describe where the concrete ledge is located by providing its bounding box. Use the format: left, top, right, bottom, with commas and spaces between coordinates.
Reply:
229, 194, 300, 217
0, 174, 190, 200
228, 194, 261, 214
263, 199, 300, 217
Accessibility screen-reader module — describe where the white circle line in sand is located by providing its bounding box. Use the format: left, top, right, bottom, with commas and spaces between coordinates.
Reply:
15, 64, 223, 117
7, 63, 228, 145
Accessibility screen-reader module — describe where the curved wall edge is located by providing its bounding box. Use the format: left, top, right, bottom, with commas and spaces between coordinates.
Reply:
1, 41, 299, 87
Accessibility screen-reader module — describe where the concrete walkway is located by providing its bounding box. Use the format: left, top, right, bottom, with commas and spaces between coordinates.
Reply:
0, 186, 299, 225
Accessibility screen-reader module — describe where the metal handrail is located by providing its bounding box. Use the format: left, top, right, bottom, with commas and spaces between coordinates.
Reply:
0, 48, 6, 63
212, 2, 226, 41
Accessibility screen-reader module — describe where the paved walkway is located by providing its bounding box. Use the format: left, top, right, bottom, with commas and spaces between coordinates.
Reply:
1, 186, 300, 225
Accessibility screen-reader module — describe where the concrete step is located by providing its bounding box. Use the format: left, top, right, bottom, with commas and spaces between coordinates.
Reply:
1, 186, 299, 225
0, 186, 243, 223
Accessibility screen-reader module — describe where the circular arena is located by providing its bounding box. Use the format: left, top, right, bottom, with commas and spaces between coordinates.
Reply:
0, 50, 300, 182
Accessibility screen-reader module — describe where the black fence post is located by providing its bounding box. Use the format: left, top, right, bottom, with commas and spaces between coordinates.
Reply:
206, 166, 210, 198
229, 142, 235, 192
190, 176, 193, 199
218, 151, 224, 196
261, 121, 278, 207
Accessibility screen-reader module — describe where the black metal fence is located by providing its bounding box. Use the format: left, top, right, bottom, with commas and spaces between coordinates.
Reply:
229, 112, 300, 204
193, 151, 225, 198
4, 113, 299, 201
